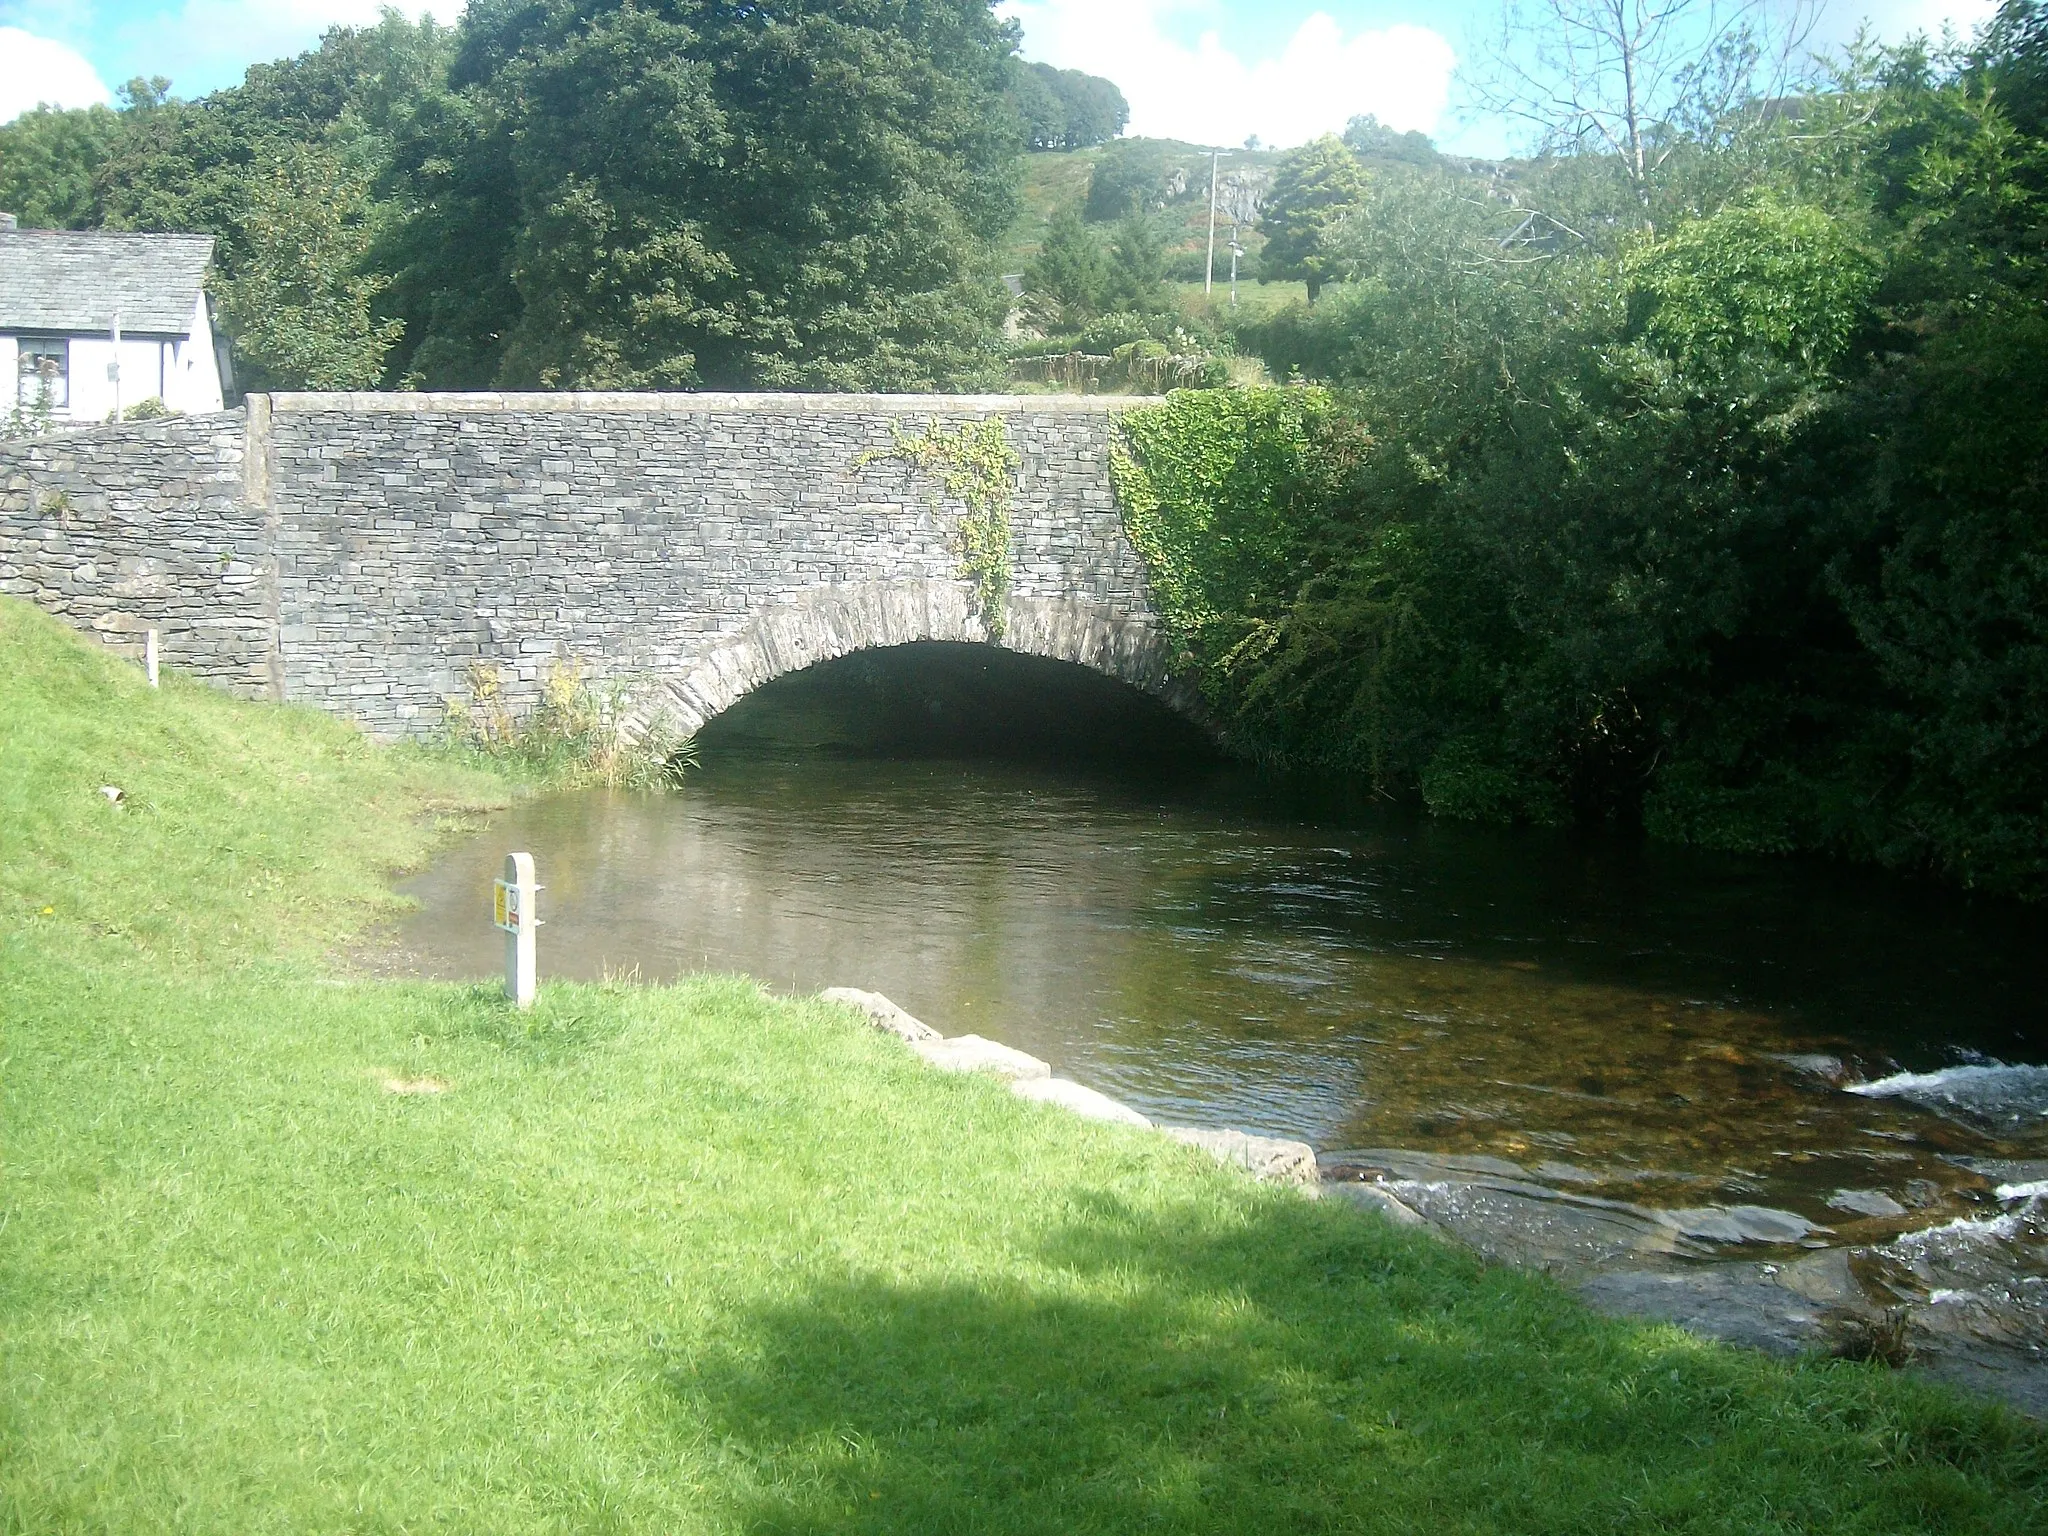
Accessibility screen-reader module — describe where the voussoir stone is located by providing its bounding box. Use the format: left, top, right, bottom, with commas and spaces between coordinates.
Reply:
1161, 1125, 1319, 1185
912, 1034, 1051, 1081
818, 987, 939, 1043
1012, 1076, 1150, 1126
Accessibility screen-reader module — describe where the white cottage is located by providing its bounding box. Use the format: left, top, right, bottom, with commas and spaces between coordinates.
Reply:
0, 214, 230, 424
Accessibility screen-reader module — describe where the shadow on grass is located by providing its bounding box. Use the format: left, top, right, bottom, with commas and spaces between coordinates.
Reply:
664, 1190, 2043, 1535
417, 980, 639, 1063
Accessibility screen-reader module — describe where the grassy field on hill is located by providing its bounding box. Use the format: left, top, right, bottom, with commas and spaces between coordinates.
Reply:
2, 596, 2044, 1532
1002, 148, 1105, 270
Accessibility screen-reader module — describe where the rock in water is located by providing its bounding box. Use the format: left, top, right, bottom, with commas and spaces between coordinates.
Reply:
1826, 1188, 1909, 1219
1160, 1125, 1318, 1185
1847, 1062, 2048, 1137
819, 987, 939, 1043
1012, 1077, 1150, 1126
1656, 1205, 1822, 1246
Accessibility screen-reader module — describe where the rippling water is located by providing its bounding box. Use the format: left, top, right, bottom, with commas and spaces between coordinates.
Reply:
391, 754, 2048, 1247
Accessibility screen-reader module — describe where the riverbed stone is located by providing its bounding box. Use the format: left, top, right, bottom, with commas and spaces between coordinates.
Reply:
818, 987, 939, 1043
1575, 1264, 1856, 1357
1161, 1125, 1318, 1185
1826, 1188, 1909, 1219
1656, 1204, 1822, 1246
912, 1034, 1051, 1081
1012, 1076, 1150, 1126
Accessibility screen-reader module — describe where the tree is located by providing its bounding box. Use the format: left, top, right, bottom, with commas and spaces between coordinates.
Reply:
0, 103, 125, 227
1009, 62, 1128, 151
394, 0, 1020, 390
1260, 135, 1371, 300
1470, 0, 1822, 224
1046, 66, 1129, 148
215, 143, 403, 389
1978, 0, 2048, 133
1008, 60, 1068, 151
1101, 214, 1169, 314
1022, 207, 1108, 326
1341, 114, 1439, 167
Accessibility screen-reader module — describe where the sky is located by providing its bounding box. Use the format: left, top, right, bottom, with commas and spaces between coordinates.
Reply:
0, 0, 2011, 151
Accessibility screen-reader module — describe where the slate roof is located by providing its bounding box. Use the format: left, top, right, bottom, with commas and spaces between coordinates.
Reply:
0, 229, 215, 335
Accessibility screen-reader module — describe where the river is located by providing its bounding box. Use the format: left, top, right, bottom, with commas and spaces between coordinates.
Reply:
388, 646, 2048, 1404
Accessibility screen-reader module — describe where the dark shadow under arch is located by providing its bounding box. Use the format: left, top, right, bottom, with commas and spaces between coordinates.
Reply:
695, 641, 1219, 767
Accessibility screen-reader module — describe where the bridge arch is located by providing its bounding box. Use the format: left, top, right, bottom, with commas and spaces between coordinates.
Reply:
646, 578, 1202, 738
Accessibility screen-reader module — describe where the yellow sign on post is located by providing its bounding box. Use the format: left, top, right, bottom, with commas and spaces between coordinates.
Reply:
498, 852, 540, 1007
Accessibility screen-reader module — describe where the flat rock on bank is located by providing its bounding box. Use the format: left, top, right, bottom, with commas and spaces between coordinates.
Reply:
913, 1034, 1052, 1081
1014, 1077, 1151, 1126
1161, 1126, 1318, 1186
820, 990, 1330, 1180
819, 987, 940, 1042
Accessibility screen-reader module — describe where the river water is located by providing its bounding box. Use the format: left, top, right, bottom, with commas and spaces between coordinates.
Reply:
394, 755, 2048, 1226
389, 649, 2048, 1398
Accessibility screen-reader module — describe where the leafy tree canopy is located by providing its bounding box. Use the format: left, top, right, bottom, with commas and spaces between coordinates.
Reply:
390, 0, 1021, 389
1341, 114, 1439, 168
0, 101, 126, 228
1010, 61, 1128, 151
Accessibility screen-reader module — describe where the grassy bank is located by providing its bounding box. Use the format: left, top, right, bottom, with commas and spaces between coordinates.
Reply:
2, 597, 2044, 1532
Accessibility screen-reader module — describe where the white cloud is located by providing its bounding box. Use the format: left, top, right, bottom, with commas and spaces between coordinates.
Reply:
1001, 1, 1456, 148
0, 26, 112, 123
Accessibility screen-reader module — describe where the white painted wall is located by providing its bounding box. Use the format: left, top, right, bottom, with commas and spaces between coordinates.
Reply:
5, 308, 224, 423
165, 290, 225, 415
67, 335, 173, 421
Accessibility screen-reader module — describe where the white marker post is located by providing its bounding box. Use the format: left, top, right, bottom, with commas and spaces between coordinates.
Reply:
144, 629, 159, 688
494, 851, 541, 1007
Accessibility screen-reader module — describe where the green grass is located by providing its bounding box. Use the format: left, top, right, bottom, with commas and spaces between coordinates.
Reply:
2, 595, 2045, 1532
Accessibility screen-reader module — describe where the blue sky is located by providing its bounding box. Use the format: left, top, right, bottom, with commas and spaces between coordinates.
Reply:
0, 0, 2006, 151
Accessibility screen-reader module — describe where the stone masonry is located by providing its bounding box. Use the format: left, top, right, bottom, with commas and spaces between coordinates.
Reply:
0, 392, 1190, 739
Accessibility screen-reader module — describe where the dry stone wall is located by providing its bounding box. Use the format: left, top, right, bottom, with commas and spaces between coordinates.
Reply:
0, 392, 1184, 738
0, 410, 272, 693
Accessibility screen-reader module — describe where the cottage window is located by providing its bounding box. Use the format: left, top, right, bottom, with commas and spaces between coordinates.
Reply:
18, 339, 68, 410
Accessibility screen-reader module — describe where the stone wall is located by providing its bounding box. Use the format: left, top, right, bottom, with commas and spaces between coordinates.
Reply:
0, 393, 1181, 738
0, 409, 270, 693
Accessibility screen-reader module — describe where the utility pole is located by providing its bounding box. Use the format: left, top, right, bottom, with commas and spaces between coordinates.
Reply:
109, 310, 123, 422
1204, 148, 1233, 295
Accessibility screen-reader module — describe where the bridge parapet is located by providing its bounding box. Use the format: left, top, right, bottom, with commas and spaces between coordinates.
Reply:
1, 392, 1191, 739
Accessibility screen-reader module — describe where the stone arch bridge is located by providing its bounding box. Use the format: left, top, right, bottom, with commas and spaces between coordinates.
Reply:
0, 393, 1195, 740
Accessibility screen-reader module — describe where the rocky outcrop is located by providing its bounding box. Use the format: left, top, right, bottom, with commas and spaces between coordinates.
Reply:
819, 986, 940, 1043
